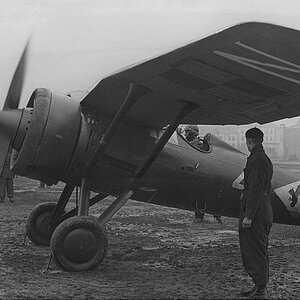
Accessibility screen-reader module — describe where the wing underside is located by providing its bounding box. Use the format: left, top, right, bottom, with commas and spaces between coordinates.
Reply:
81, 22, 300, 129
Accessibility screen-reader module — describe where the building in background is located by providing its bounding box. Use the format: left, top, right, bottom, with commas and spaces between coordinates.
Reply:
198, 123, 284, 160
180, 118, 300, 161
284, 119, 300, 161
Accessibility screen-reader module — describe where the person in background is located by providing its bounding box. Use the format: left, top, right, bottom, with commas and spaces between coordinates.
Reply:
239, 127, 273, 299
194, 210, 223, 223
0, 146, 14, 203
195, 202, 223, 224
194, 209, 205, 223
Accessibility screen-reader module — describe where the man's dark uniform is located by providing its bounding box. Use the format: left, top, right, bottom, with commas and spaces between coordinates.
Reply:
0, 146, 14, 202
239, 133, 273, 293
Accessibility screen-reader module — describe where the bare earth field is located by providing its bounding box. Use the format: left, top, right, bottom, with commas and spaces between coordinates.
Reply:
0, 177, 299, 299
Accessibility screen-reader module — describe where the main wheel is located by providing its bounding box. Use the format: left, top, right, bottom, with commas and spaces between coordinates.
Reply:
26, 202, 58, 246
50, 216, 108, 272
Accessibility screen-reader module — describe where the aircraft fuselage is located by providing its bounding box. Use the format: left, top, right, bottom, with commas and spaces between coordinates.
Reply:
11, 91, 300, 226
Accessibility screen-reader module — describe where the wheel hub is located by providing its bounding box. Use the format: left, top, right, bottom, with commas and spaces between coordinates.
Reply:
35, 212, 52, 237
62, 228, 98, 263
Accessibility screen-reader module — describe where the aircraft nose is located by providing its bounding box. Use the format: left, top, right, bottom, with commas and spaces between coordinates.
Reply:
0, 109, 23, 140
0, 37, 30, 173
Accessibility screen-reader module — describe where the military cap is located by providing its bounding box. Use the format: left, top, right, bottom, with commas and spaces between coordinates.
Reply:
184, 124, 199, 132
245, 127, 264, 139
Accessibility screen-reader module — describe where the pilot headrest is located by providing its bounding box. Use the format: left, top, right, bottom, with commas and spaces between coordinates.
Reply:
245, 127, 264, 139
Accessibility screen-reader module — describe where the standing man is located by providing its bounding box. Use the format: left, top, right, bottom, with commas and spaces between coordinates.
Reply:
239, 128, 273, 299
0, 146, 14, 203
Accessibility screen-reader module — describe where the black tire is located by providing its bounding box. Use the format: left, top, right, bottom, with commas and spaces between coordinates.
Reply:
26, 202, 58, 246
50, 216, 108, 272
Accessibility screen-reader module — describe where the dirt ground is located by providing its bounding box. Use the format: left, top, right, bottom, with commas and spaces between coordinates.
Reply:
0, 177, 299, 299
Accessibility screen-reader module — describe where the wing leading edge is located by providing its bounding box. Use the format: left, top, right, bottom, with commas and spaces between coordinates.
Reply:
81, 22, 300, 129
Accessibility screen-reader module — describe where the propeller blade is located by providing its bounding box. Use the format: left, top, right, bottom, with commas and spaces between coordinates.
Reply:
3, 39, 30, 110
0, 132, 11, 174
0, 109, 23, 138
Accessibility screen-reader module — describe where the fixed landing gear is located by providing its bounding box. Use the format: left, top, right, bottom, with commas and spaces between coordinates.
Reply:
26, 202, 58, 246
25, 185, 109, 271
47, 83, 151, 271
24, 178, 111, 271
48, 181, 136, 271
26, 83, 197, 272
45, 177, 110, 272
50, 216, 107, 271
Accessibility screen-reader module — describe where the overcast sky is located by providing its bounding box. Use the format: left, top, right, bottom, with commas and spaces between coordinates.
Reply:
0, 0, 300, 125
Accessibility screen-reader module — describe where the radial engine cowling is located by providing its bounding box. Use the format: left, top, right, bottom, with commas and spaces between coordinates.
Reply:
12, 88, 81, 185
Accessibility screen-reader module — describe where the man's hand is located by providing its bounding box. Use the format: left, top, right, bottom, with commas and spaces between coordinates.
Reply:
242, 217, 252, 229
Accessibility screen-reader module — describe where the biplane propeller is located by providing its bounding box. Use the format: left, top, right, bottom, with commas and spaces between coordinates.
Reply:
0, 22, 300, 271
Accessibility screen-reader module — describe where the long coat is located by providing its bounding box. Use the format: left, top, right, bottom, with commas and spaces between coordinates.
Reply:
239, 144, 273, 287
1, 148, 14, 179
239, 144, 273, 230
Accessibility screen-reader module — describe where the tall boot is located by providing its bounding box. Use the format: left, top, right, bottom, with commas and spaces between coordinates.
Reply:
251, 286, 268, 299
240, 286, 256, 297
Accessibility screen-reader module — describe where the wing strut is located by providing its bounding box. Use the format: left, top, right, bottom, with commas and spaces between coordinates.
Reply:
135, 102, 197, 179
77, 82, 150, 217
97, 101, 197, 225
84, 82, 150, 176
78, 81, 197, 224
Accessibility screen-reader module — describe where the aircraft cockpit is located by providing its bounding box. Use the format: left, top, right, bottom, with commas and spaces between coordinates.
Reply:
176, 126, 211, 153
151, 125, 211, 153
